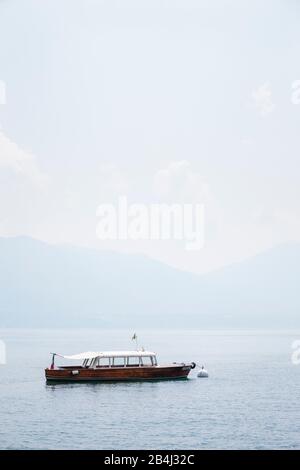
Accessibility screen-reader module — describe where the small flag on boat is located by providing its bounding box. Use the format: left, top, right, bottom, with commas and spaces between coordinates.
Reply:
132, 333, 138, 350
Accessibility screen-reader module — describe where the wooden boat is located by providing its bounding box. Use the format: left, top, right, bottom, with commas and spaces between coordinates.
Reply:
45, 350, 196, 383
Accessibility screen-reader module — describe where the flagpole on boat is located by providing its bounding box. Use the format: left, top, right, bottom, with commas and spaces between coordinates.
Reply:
50, 352, 56, 370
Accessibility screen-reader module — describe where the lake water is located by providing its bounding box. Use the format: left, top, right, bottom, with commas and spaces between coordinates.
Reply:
0, 329, 299, 450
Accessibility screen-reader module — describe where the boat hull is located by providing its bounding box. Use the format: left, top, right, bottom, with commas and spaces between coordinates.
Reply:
45, 364, 192, 383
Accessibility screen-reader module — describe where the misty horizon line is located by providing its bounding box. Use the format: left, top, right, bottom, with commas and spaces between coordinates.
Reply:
2, 233, 300, 276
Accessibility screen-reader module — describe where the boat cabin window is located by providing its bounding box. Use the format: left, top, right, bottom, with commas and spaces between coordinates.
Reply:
151, 355, 157, 366
83, 358, 93, 368
140, 356, 152, 366
98, 357, 110, 367
81, 354, 157, 368
127, 356, 141, 366
112, 357, 126, 367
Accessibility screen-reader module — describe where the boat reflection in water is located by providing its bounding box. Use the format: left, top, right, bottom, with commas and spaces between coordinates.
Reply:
45, 350, 196, 383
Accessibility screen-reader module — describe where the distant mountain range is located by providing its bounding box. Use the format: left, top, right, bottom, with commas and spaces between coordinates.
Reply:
0, 236, 299, 328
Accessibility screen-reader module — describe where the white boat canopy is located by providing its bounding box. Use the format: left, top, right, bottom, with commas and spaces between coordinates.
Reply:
54, 350, 156, 360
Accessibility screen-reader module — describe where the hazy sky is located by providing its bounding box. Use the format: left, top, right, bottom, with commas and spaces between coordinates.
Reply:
0, 0, 300, 273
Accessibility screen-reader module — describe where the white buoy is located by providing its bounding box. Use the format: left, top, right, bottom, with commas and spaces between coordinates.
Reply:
197, 365, 209, 378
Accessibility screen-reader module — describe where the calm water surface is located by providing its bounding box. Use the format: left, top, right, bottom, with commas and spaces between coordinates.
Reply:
0, 329, 299, 449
